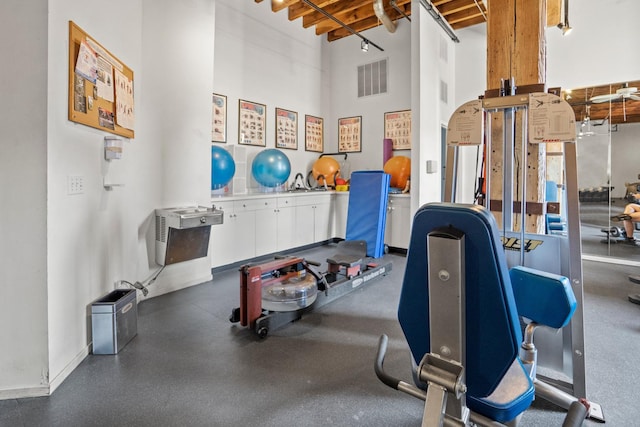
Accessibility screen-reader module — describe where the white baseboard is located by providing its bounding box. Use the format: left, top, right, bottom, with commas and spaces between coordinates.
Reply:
48, 344, 90, 394
0, 386, 49, 400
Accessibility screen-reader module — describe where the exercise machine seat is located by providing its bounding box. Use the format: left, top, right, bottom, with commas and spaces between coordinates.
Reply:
398, 203, 534, 422
510, 266, 576, 329
326, 240, 366, 267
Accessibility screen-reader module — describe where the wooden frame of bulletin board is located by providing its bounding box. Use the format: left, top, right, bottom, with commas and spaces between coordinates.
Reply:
68, 21, 135, 138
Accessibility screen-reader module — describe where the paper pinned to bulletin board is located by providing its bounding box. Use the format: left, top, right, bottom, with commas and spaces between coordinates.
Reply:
68, 21, 135, 138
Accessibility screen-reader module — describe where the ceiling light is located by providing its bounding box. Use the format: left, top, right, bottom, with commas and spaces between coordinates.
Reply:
361, 39, 369, 52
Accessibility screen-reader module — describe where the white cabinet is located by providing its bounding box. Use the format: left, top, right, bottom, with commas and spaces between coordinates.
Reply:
333, 193, 350, 239
294, 193, 333, 246
295, 197, 316, 247
254, 197, 296, 256
210, 199, 260, 268
275, 197, 296, 250
254, 198, 278, 257
385, 195, 411, 250
211, 192, 336, 268
314, 197, 333, 241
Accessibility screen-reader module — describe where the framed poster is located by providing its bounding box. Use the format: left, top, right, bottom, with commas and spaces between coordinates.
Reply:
238, 99, 266, 146
338, 116, 362, 153
212, 93, 227, 143
384, 109, 412, 150
275, 107, 298, 150
305, 115, 324, 153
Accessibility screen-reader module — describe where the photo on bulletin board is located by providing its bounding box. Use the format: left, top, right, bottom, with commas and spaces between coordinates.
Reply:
384, 109, 411, 150
212, 93, 227, 143
338, 116, 362, 153
238, 99, 266, 147
305, 115, 324, 153
275, 107, 298, 150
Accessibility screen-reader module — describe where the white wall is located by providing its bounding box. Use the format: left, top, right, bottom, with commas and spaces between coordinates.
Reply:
46, 0, 145, 392
0, 0, 49, 398
454, 25, 487, 203
213, 0, 327, 190
1, 0, 216, 397
328, 22, 412, 173
411, 2, 457, 213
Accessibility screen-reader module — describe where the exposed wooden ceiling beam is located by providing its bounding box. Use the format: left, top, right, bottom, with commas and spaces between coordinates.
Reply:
327, 5, 409, 41
450, 14, 486, 29
271, 0, 297, 12
289, 0, 341, 21
314, 2, 377, 35
302, 1, 365, 28
444, 6, 485, 26
438, 0, 479, 16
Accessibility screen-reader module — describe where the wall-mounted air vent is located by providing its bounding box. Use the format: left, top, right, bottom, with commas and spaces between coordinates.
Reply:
358, 59, 388, 98
440, 35, 448, 63
440, 80, 448, 104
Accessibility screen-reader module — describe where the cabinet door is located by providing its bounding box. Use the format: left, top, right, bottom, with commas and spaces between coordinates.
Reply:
233, 210, 256, 262
255, 208, 278, 257
394, 203, 411, 249
333, 194, 349, 239
314, 200, 333, 242
210, 216, 236, 268
276, 205, 296, 251
254, 199, 277, 257
295, 203, 315, 247
386, 197, 411, 249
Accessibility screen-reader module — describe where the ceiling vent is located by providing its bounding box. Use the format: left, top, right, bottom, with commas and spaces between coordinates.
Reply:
358, 59, 388, 98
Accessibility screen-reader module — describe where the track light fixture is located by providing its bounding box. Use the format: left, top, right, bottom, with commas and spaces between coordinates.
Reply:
299, 0, 384, 52
558, 0, 573, 35
361, 39, 369, 52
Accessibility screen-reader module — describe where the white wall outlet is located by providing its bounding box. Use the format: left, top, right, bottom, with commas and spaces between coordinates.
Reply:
67, 175, 84, 195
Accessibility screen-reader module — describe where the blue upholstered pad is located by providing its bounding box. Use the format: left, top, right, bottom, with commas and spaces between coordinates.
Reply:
398, 203, 527, 404
345, 171, 390, 258
509, 266, 577, 329
467, 359, 534, 423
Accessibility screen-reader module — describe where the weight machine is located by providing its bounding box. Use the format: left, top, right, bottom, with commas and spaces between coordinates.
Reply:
375, 92, 604, 425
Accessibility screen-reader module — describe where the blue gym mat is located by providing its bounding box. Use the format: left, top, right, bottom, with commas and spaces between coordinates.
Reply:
345, 171, 390, 258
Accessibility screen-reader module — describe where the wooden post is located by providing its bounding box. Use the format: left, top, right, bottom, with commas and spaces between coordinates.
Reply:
486, 0, 547, 233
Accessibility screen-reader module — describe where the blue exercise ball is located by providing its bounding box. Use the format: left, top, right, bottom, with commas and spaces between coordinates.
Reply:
251, 149, 291, 188
211, 146, 236, 190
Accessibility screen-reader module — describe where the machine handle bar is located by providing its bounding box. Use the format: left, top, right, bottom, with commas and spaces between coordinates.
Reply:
375, 334, 401, 390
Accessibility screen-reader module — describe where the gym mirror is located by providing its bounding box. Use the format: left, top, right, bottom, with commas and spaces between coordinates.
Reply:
563, 80, 640, 262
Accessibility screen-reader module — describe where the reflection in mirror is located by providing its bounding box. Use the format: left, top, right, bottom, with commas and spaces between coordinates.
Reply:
563, 81, 640, 261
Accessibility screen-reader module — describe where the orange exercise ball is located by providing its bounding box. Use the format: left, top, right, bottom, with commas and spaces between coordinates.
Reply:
384, 156, 411, 189
312, 157, 340, 186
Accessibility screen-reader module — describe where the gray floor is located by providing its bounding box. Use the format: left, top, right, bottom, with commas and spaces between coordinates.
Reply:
1, 243, 639, 426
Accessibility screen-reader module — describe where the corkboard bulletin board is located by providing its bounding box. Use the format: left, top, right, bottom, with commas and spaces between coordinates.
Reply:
68, 21, 135, 138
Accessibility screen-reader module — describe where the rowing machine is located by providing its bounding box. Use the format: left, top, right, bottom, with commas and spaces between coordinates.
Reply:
229, 241, 392, 338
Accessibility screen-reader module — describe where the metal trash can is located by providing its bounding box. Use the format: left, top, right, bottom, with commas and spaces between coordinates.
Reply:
91, 289, 137, 355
